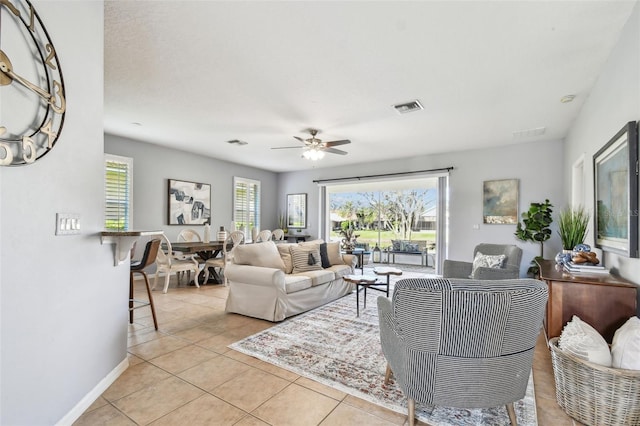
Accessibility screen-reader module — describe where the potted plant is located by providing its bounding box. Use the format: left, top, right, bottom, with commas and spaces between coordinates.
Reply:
515, 199, 553, 275
556, 206, 590, 263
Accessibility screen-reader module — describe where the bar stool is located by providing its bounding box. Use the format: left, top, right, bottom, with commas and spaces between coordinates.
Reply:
130, 239, 161, 330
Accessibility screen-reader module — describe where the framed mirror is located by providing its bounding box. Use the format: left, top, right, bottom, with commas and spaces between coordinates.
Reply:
287, 193, 307, 229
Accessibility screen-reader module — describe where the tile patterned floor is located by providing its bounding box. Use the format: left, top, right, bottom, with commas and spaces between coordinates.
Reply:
74, 269, 583, 426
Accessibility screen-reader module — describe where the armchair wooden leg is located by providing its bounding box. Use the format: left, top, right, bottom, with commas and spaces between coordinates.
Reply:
408, 398, 415, 426
384, 363, 393, 385
506, 402, 517, 426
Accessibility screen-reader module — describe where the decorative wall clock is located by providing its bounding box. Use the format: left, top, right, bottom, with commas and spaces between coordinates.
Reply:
0, 0, 66, 166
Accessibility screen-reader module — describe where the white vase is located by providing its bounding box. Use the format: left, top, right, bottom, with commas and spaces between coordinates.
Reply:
203, 224, 211, 243
251, 227, 259, 241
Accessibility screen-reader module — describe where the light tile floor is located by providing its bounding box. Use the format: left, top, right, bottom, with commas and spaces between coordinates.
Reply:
74, 268, 582, 426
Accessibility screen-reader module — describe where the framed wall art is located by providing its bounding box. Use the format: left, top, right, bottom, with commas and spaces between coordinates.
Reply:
594, 121, 639, 258
483, 179, 519, 224
287, 193, 307, 229
168, 179, 211, 225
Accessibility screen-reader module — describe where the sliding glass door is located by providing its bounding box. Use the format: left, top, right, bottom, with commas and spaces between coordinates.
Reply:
320, 174, 448, 273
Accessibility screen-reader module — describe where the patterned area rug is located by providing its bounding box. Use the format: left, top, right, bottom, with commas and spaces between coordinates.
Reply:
229, 272, 538, 426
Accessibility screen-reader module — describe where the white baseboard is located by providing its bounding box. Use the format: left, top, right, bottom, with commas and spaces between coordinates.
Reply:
55, 357, 129, 426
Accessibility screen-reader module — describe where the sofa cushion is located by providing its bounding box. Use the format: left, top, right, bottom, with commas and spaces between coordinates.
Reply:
611, 316, 640, 370
233, 241, 286, 271
319, 243, 331, 268
326, 241, 344, 266
559, 315, 612, 367
293, 269, 335, 286
283, 274, 312, 294
291, 244, 323, 273
276, 243, 297, 274
326, 264, 352, 279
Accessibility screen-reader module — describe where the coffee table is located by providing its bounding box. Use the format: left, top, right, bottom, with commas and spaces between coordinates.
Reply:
343, 269, 398, 317
373, 266, 403, 287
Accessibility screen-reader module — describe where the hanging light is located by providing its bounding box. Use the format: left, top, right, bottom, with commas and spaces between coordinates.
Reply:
302, 147, 325, 161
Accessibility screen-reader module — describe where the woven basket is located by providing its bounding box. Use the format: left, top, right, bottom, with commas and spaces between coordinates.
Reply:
549, 337, 640, 426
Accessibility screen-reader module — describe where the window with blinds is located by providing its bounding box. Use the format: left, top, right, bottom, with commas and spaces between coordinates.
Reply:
104, 154, 133, 231
233, 177, 260, 241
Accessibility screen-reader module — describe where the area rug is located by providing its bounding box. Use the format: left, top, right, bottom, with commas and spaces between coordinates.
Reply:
229, 278, 538, 426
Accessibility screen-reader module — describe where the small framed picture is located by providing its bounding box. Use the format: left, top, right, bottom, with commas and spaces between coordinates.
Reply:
287, 193, 307, 229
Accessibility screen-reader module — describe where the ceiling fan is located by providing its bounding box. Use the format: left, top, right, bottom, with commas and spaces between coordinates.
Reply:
271, 129, 350, 160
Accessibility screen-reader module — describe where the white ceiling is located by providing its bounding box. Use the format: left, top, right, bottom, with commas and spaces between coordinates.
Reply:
104, 1, 636, 173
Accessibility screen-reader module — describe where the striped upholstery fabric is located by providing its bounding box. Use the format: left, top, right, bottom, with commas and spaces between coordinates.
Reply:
378, 277, 548, 411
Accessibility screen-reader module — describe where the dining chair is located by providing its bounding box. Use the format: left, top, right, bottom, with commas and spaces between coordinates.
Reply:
271, 228, 285, 241
153, 234, 200, 293
130, 239, 161, 330
255, 229, 272, 242
204, 230, 245, 285
177, 228, 204, 283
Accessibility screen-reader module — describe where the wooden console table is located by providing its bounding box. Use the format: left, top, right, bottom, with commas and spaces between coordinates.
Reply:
537, 259, 639, 343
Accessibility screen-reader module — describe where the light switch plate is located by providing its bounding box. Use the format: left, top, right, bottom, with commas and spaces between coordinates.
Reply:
56, 213, 81, 235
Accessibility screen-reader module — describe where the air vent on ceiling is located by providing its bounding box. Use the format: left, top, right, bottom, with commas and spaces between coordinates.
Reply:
393, 99, 424, 114
512, 127, 546, 139
227, 139, 248, 146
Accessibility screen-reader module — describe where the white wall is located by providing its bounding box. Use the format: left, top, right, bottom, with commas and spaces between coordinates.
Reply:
279, 139, 565, 276
564, 1, 640, 284
0, 2, 125, 425
104, 134, 279, 244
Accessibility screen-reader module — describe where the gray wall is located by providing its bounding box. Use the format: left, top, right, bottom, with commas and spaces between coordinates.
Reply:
563, 1, 640, 283
278, 139, 565, 277
0, 3, 122, 424
104, 135, 279, 244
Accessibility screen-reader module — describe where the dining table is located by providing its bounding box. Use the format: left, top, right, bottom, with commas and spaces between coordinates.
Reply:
169, 241, 229, 284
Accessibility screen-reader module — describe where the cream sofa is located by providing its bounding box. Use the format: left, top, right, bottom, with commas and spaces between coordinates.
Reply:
224, 240, 357, 321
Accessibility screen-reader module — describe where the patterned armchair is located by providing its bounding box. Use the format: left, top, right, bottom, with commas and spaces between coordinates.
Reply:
442, 243, 522, 279
377, 278, 548, 426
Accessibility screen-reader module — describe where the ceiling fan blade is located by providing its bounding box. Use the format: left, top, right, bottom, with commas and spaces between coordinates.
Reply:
323, 147, 348, 155
293, 136, 306, 143
271, 146, 304, 150
324, 139, 351, 147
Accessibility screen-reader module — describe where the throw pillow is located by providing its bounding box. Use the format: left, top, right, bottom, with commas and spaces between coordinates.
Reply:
233, 241, 286, 271
611, 316, 640, 370
392, 240, 402, 251
326, 241, 344, 265
471, 251, 506, 277
291, 245, 323, 273
276, 243, 296, 274
559, 315, 612, 367
405, 243, 419, 252
319, 242, 331, 268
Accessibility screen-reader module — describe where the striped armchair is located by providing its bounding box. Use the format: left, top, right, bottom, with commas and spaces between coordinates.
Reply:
377, 278, 548, 426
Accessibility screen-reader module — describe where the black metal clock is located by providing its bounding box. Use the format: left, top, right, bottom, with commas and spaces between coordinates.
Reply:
0, 0, 66, 166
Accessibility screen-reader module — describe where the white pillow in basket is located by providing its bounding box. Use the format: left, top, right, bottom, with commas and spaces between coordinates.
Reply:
611, 316, 640, 370
559, 315, 612, 367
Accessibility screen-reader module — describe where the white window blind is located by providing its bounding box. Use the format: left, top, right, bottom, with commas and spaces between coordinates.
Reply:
104, 154, 133, 231
233, 177, 260, 241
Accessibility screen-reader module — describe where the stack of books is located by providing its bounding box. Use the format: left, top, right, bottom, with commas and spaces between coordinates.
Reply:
563, 261, 609, 275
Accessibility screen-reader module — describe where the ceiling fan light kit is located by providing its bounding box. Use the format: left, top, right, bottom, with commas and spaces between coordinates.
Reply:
302, 148, 325, 161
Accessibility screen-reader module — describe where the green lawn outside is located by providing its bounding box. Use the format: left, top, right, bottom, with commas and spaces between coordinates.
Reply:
329, 230, 436, 249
